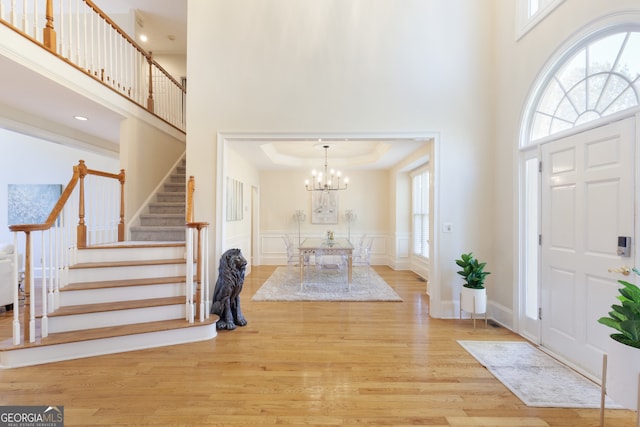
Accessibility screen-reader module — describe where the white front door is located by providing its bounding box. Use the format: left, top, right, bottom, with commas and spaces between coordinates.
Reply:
540, 117, 635, 377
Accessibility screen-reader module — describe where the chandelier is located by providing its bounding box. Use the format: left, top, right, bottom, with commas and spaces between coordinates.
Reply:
305, 145, 349, 191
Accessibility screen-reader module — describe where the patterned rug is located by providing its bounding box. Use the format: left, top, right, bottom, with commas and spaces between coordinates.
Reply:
458, 340, 622, 408
251, 266, 402, 302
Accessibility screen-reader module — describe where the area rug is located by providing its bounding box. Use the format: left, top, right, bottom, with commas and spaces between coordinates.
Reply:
457, 340, 622, 408
252, 266, 402, 302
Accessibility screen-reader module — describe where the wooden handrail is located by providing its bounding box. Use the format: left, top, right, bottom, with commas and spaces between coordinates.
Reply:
9, 165, 80, 234
9, 160, 126, 248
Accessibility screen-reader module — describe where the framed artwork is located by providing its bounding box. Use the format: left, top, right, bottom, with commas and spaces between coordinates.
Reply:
8, 184, 63, 225
311, 191, 338, 224
226, 177, 243, 221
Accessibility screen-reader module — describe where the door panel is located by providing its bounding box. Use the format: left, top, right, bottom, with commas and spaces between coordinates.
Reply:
540, 118, 635, 377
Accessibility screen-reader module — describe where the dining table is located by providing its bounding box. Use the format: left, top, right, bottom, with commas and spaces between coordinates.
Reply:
298, 238, 354, 289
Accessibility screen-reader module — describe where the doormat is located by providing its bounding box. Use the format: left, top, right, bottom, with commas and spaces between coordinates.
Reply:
457, 340, 622, 408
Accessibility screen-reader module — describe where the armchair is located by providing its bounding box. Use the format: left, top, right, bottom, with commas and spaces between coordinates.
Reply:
0, 243, 23, 310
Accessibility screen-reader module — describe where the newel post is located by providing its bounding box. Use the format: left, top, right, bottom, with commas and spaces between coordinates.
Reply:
22, 231, 32, 343
187, 176, 195, 223
77, 160, 88, 248
43, 0, 57, 53
146, 52, 154, 112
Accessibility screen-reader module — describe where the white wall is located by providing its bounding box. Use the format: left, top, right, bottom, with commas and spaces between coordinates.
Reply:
223, 145, 260, 270
258, 168, 391, 265
492, 1, 640, 327
186, 0, 495, 317
119, 118, 185, 224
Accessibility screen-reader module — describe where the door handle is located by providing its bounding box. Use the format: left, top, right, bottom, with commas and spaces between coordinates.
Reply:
608, 266, 631, 276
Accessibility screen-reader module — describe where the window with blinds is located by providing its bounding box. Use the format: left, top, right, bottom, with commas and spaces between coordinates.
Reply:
412, 169, 429, 259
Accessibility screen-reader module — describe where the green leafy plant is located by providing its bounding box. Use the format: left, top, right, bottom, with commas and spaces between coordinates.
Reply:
598, 268, 640, 349
455, 252, 490, 289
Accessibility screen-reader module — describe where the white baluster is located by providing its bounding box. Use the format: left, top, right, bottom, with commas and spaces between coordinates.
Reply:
57, 0, 63, 55
12, 232, 20, 345
74, 0, 79, 63
10, 0, 16, 27
28, 236, 35, 343
199, 229, 205, 322
204, 227, 210, 318
40, 231, 48, 338
21, 0, 26, 32
32, 0, 37, 41
186, 228, 194, 323
51, 223, 58, 311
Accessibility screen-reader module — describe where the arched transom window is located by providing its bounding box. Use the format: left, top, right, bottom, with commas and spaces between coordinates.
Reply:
529, 31, 640, 142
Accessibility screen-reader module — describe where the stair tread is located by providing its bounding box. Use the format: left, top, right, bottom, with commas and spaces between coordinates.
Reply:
48, 296, 186, 317
70, 258, 186, 269
0, 317, 219, 350
130, 225, 186, 229
64, 275, 188, 291
83, 242, 185, 249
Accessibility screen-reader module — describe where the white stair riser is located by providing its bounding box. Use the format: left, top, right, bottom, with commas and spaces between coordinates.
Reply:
0, 324, 217, 369
68, 264, 187, 282
48, 305, 185, 333
75, 246, 185, 263
59, 282, 186, 306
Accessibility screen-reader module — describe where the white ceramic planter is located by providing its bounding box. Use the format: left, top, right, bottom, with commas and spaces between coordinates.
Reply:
606, 338, 640, 410
461, 287, 487, 314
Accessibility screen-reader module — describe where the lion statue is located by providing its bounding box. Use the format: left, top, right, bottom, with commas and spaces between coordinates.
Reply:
210, 248, 247, 330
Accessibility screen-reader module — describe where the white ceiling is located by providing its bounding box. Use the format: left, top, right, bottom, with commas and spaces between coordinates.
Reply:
1, 1, 431, 171
92, 0, 188, 55
226, 137, 431, 171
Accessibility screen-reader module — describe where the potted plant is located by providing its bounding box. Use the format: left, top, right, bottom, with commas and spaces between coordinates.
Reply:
456, 252, 490, 315
597, 268, 640, 410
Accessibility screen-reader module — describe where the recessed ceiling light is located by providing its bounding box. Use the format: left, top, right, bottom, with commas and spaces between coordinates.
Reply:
74, 115, 88, 121
139, 34, 148, 42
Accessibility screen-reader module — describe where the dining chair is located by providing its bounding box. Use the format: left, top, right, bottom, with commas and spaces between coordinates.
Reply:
283, 235, 307, 270
352, 237, 374, 274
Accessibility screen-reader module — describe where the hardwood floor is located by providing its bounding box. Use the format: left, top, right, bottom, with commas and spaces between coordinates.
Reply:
0, 265, 635, 426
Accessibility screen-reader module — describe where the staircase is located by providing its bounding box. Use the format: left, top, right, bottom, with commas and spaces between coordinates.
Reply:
129, 158, 187, 242
0, 242, 217, 369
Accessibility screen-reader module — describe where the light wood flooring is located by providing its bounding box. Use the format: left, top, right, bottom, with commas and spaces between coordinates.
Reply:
0, 265, 636, 426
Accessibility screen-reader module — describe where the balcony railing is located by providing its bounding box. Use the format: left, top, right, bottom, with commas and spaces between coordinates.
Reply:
0, 0, 186, 132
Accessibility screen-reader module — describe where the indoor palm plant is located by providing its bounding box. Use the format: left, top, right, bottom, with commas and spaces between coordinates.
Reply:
597, 267, 640, 410
598, 270, 640, 349
456, 252, 490, 314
